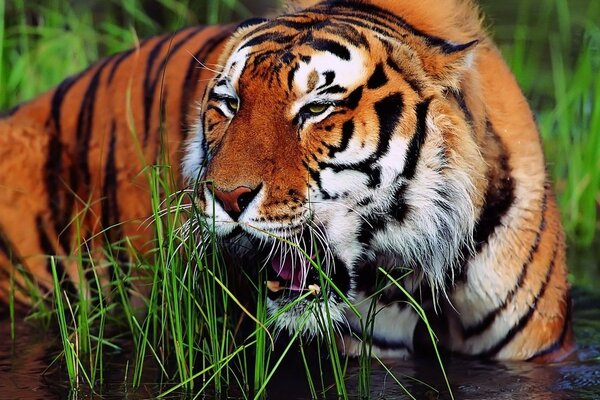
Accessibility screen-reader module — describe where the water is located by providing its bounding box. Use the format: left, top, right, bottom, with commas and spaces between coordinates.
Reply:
1, 283, 599, 399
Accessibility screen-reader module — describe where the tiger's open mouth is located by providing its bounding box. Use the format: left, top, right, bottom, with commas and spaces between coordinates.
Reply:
219, 227, 353, 334
261, 238, 350, 303
266, 246, 323, 300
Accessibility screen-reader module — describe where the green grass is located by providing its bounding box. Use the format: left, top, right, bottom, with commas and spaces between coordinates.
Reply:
481, 0, 600, 246
0, 0, 252, 110
39, 155, 446, 398
1, 0, 599, 398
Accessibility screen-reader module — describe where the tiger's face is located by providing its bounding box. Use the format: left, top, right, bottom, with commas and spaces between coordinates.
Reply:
183, 6, 485, 336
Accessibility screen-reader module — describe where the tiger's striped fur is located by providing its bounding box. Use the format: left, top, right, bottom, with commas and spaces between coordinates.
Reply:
0, 0, 573, 362
0, 25, 234, 304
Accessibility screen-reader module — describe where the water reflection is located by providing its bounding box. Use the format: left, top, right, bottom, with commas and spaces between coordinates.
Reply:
1, 285, 599, 399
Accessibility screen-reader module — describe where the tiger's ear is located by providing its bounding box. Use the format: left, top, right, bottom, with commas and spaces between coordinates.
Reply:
421, 39, 478, 89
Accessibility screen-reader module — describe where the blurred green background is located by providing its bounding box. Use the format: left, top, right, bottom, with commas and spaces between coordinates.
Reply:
0, 0, 598, 283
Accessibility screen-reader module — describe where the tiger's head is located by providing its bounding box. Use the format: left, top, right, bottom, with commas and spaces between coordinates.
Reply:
183, 0, 487, 336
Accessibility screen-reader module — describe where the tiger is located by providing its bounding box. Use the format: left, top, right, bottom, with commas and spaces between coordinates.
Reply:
0, 0, 574, 362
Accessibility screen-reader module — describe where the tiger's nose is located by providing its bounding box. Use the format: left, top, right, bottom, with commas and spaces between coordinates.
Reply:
206, 183, 262, 221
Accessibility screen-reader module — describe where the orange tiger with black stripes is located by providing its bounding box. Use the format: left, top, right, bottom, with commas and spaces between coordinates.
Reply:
0, 0, 574, 362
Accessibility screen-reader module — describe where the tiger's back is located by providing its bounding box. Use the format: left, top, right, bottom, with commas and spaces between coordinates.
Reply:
0, 25, 232, 304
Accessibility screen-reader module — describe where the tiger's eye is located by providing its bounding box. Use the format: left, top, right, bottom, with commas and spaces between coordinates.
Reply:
226, 98, 238, 111
307, 103, 328, 114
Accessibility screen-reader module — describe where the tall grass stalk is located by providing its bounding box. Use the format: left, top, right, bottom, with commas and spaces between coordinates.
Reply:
51, 257, 79, 388
379, 268, 454, 400
318, 287, 349, 399
0, 0, 5, 101
298, 337, 319, 398
9, 269, 15, 340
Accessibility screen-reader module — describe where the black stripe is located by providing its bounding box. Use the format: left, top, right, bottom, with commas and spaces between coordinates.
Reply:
477, 232, 560, 358
36, 215, 78, 295
318, 71, 336, 89
207, 91, 230, 103
371, 334, 411, 352
235, 17, 269, 31
455, 121, 516, 284
308, 38, 351, 60
319, 156, 382, 189
317, 2, 477, 54
343, 86, 363, 109
0, 104, 20, 118
367, 63, 388, 89
326, 119, 354, 157
320, 15, 402, 46
107, 49, 134, 84
76, 57, 113, 189
143, 34, 176, 145
330, 255, 351, 299
318, 85, 346, 95
316, 93, 404, 188
101, 121, 120, 243
462, 189, 547, 338
390, 183, 409, 223
64, 58, 114, 268
107, 36, 154, 84
452, 90, 474, 127
321, 24, 371, 50
287, 63, 299, 91
400, 98, 430, 179
526, 293, 572, 361
357, 213, 387, 245
180, 28, 233, 136
303, 159, 327, 197
45, 71, 86, 253
240, 32, 295, 50
101, 121, 126, 285
49, 75, 81, 140
373, 93, 404, 160
280, 51, 294, 66
272, 16, 329, 31
386, 58, 424, 95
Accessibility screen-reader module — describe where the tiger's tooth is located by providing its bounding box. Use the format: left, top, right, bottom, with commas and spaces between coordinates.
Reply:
267, 280, 282, 292
308, 284, 321, 296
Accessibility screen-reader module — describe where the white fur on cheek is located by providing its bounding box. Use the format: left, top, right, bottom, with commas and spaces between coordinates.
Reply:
182, 122, 205, 182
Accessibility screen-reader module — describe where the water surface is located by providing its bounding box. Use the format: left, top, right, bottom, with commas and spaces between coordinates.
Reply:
1, 283, 599, 399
